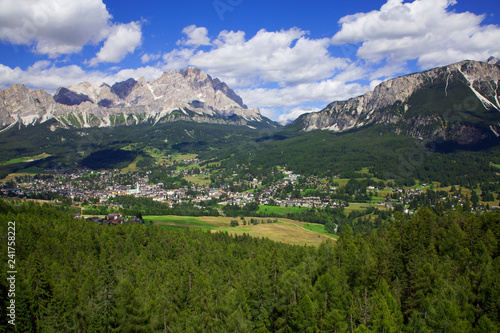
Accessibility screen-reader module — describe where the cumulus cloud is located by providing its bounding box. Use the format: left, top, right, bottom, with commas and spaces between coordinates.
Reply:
162, 48, 195, 71
177, 25, 211, 47
258, 108, 276, 120
141, 53, 161, 64
0, 61, 162, 93
332, 0, 500, 69
159, 26, 370, 122
163, 27, 350, 88
238, 79, 368, 109
7, 0, 500, 124
277, 106, 322, 125
0, 0, 143, 64
88, 21, 142, 66
0, 0, 111, 57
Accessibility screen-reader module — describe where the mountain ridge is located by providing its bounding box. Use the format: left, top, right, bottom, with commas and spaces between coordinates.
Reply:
292, 60, 500, 145
0, 67, 275, 131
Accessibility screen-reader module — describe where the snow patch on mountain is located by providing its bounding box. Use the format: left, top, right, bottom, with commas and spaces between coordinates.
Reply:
0, 68, 269, 129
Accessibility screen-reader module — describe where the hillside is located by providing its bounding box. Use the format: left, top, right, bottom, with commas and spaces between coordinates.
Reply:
1, 200, 498, 332
292, 60, 500, 146
212, 124, 500, 187
0, 120, 271, 178
2, 59, 500, 189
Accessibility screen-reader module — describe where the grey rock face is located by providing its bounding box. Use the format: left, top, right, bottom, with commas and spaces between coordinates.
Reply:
53, 87, 93, 106
294, 60, 500, 142
0, 67, 263, 131
487, 56, 500, 66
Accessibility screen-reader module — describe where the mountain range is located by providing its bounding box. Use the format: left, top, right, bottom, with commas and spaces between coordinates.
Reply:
1, 58, 500, 187
292, 60, 500, 145
0, 67, 273, 132
1, 59, 500, 148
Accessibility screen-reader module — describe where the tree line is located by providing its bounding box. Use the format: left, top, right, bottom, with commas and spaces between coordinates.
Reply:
0, 200, 499, 332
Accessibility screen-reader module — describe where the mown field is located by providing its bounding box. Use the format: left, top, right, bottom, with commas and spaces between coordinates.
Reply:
257, 205, 309, 215
144, 215, 336, 246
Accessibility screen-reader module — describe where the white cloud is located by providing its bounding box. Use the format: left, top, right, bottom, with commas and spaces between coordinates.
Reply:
332, 0, 500, 69
367, 60, 407, 81
141, 53, 161, 64
177, 25, 211, 47
158, 26, 372, 122
0, 62, 162, 93
258, 108, 276, 120
88, 21, 142, 66
238, 79, 368, 109
0, 0, 144, 64
106, 66, 164, 86
0, 61, 94, 91
369, 79, 383, 91
163, 27, 350, 88
162, 48, 195, 71
277, 106, 322, 125
0, 0, 111, 57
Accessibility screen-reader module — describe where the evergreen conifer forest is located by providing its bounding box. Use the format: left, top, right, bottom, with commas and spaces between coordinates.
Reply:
1, 201, 499, 332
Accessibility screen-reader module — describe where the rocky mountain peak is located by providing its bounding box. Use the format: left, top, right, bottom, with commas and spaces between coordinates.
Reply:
156, 70, 179, 83
292, 60, 500, 145
487, 56, 500, 66
0, 67, 269, 130
111, 78, 138, 99
54, 87, 92, 106
212, 78, 245, 108
180, 67, 208, 81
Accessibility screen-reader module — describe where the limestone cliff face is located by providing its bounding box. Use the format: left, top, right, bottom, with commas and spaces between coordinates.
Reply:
0, 67, 266, 131
487, 56, 500, 66
0, 85, 74, 130
293, 60, 500, 143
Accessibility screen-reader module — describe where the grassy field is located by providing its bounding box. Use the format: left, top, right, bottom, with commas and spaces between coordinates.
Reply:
258, 203, 386, 216
334, 178, 350, 187
142, 147, 172, 164
257, 205, 309, 215
1, 172, 44, 182
302, 223, 339, 239
2, 197, 53, 205
121, 155, 144, 173
144, 215, 336, 246
490, 163, 500, 170
302, 223, 325, 233
171, 153, 198, 162
344, 202, 386, 214
144, 215, 214, 227
0, 153, 51, 166
369, 195, 387, 204
184, 175, 211, 186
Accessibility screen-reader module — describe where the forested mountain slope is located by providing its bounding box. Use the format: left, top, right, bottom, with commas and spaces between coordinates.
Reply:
214, 124, 500, 187
1, 201, 498, 332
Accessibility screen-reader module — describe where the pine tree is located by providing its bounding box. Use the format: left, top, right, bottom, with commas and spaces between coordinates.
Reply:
113, 279, 149, 332
28, 252, 52, 332
370, 279, 403, 332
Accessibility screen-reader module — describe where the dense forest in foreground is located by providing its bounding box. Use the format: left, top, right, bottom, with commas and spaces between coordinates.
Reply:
1, 201, 499, 332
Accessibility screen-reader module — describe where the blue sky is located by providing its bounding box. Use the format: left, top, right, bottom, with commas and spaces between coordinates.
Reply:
1, 0, 500, 123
